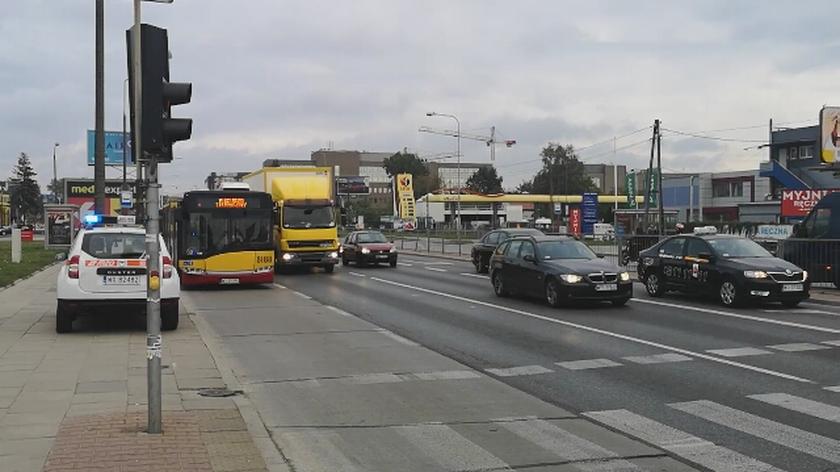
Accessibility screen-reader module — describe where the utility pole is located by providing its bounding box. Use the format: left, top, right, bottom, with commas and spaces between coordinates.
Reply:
94, 0, 106, 214
642, 120, 659, 233
613, 136, 618, 212
52, 143, 60, 203
656, 125, 664, 236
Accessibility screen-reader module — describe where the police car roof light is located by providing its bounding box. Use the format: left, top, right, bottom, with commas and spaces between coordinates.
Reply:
693, 225, 718, 235
83, 214, 102, 225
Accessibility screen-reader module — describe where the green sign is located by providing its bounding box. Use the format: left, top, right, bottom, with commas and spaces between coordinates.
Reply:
625, 172, 636, 208
647, 168, 659, 195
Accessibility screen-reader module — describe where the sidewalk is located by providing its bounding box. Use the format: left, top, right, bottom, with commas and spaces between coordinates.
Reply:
0, 266, 269, 472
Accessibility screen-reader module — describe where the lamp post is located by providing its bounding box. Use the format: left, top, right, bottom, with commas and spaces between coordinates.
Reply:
426, 112, 461, 254
52, 143, 60, 203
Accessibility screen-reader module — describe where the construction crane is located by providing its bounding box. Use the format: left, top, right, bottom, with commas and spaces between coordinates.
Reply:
417, 126, 516, 161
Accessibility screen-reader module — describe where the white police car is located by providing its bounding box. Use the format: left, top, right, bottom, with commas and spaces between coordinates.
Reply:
56, 215, 180, 333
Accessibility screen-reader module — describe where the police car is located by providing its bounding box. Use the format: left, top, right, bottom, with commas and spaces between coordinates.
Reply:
55, 215, 180, 333
637, 226, 809, 307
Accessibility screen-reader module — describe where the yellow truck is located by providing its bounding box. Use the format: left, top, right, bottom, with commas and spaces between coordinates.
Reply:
242, 166, 340, 273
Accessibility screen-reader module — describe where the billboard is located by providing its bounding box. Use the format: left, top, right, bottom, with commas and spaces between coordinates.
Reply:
86, 130, 130, 166
64, 179, 136, 217
336, 176, 371, 195
781, 189, 840, 217
820, 107, 840, 164
625, 171, 637, 208
569, 207, 581, 236
395, 173, 416, 228
581, 192, 598, 234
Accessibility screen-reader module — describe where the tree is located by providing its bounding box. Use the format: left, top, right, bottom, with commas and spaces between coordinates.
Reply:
529, 144, 595, 195
10, 153, 43, 224
382, 151, 428, 178
465, 166, 503, 194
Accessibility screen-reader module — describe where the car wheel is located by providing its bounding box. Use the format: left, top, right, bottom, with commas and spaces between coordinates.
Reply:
161, 304, 180, 331
492, 272, 509, 297
341, 255, 348, 266
358, 259, 368, 268
719, 279, 742, 307
56, 301, 73, 333
782, 299, 801, 308
324, 264, 335, 274
389, 259, 397, 268
478, 256, 489, 273
645, 272, 665, 297
611, 297, 630, 307
545, 278, 563, 307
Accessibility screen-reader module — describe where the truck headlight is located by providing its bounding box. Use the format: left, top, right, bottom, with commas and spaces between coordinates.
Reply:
560, 274, 583, 284
282, 253, 294, 261
743, 270, 768, 279
361, 247, 371, 254
619, 272, 631, 282
328, 251, 339, 259
803, 270, 808, 281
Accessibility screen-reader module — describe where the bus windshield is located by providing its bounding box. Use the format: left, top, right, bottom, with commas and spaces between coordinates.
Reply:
184, 210, 272, 257
283, 205, 335, 229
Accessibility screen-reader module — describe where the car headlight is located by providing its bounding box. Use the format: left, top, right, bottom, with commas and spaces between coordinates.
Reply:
803, 270, 808, 281
743, 270, 768, 279
619, 272, 631, 282
328, 251, 339, 259
339, 246, 344, 254
281, 253, 294, 261
361, 247, 371, 254
389, 247, 396, 253
560, 274, 583, 284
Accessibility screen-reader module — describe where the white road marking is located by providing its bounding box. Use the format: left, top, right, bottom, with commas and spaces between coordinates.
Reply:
341, 373, 403, 385
632, 298, 840, 334
485, 365, 554, 377
821, 339, 840, 346
412, 370, 482, 381
824, 386, 840, 393
555, 358, 622, 370
766, 342, 832, 352
272, 283, 287, 289
622, 353, 693, 364
291, 290, 312, 300
395, 424, 509, 471
325, 305, 354, 318
420, 261, 453, 266
379, 330, 420, 347
425, 267, 447, 272
584, 409, 787, 472
763, 309, 839, 315
397, 262, 413, 267
705, 347, 772, 358
749, 393, 840, 423
347, 271, 367, 277
275, 430, 363, 472
368, 276, 815, 384
670, 399, 840, 464
460, 272, 489, 279
502, 418, 642, 469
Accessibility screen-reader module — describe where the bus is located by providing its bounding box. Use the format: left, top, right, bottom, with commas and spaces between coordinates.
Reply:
162, 190, 274, 286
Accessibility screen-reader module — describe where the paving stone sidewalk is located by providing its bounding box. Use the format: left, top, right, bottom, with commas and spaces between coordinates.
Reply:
0, 265, 269, 472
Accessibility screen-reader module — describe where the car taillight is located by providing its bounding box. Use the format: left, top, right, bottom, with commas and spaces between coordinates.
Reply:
162, 256, 173, 279
67, 255, 80, 279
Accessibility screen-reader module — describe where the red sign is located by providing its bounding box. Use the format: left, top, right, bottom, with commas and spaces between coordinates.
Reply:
569, 207, 581, 236
781, 189, 840, 217
21, 230, 33, 241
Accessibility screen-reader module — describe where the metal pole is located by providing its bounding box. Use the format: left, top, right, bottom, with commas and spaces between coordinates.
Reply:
94, 0, 106, 214
613, 137, 618, 212
123, 79, 128, 189
426, 194, 430, 253
133, 3, 143, 223
656, 123, 665, 236
456, 116, 461, 256
689, 175, 694, 222
52, 143, 59, 203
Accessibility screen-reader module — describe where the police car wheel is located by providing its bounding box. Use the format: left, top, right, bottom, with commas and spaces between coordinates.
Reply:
55, 301, 73, 333
161, 306, 179, 331
719, 280, 741, 307
645, 272, 664, 297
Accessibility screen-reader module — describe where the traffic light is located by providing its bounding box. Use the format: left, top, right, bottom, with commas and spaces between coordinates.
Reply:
127, 24, 192, 163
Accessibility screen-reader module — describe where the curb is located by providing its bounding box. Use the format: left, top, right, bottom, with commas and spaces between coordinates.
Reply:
0, 260, 62, 292
189, 311, 293, 472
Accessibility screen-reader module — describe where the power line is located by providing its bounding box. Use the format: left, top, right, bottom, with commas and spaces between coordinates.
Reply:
578, 136, 652, 162
575, 126, 652, 153
660, 127, 766, 143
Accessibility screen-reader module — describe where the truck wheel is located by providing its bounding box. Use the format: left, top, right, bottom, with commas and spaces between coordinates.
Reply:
161, 304, 180, 331
56, 301, 73, 333
324, 264, 335, 274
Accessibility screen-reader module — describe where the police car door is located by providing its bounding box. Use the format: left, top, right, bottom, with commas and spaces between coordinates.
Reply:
657, 237, 688, 289
683, 237, 714, 292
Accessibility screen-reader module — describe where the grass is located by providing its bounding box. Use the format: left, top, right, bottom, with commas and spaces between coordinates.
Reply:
0, 241, 63, 287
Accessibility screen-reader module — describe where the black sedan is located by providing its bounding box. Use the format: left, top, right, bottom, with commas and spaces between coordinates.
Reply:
489, 235, 632, 306
471, 228, 544, 273
637, 230, 810, 307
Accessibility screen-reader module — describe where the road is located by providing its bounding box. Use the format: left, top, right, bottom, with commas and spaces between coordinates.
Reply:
269, 254, 840, 472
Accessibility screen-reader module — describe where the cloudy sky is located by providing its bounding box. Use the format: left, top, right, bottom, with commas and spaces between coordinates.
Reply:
1, 1, 837, 195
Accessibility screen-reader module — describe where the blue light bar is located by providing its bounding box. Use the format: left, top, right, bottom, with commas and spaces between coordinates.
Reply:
84, 214, 102, 225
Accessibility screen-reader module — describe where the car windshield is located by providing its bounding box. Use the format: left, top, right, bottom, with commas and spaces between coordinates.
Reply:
81, 233, 146, 259
357, 232, 387, 243
538, 240, 598, 260
707, 238, 772, 258
283, 205, 335, 229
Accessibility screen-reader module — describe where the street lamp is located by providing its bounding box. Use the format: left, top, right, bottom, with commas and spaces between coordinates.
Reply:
426, 112, 461, 253
52, 142, 60, 203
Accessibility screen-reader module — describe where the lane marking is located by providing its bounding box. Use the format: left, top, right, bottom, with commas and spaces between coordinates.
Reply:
632, 298, 840, 335
397, 262, 413, 267
749, 393, 840, 423
425, 267, 447, 272
705, 347, 772, 358
325, 305, 354, 318
460, 272, 489, 279
583, 409, 787, 472
825, 386, 840, 393
555, 358, 622, 370
272, 283, 287, 289
347, 271, 367, 277
622, 353, 693, 365
368, 276, 815, 383
821, 339, 840, 346
485, 365, 554, 377
766, 342, 832, 352
670, 399, 840, 464
395, 424, 509, 471
291, 290, 311, 300
764, 308, 840, 316
420, 261, 453, 265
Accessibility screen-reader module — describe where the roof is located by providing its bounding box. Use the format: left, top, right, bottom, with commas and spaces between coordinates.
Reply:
508, 234, 573, 242
81, 226, 145, 234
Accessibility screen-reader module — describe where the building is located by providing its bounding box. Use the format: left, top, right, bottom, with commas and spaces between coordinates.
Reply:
205, 172, 253, 190
584, 164, 627, 195
426, 161, 493, 192
311, 150, 393, 206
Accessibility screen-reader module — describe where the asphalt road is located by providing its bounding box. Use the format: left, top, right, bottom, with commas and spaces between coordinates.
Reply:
274, 254, 840, 472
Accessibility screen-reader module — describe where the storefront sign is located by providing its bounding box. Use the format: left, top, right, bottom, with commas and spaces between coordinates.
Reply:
781, 189, 840, 217
569, 207, 581, 236
581, 192, 598, 235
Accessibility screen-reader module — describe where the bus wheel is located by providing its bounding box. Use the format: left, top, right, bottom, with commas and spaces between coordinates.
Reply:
324, 264, 335, 274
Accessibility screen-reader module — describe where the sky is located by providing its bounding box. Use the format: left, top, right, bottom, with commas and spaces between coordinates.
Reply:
1, 0, 838, 195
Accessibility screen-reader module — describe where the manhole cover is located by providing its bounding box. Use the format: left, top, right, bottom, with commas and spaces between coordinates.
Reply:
197, 388, 240, 397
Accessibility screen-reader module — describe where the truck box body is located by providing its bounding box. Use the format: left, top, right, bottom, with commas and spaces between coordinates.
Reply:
242, 167, 340, 270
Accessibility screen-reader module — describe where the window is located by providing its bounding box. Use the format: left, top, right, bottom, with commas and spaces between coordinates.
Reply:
357, 232, 387, 243
520, 242, 535, 260
82, 233, 146, 259
538, 240, 597, 260
506, 240, 523, 257
712, 180, 744, 198
707, 238, 771, 258
804, 208, 831, 238
799, 145, 814, 160
498, 232, 511, 244
659, 237, 686, 256
685, 238, 710, 258
483, 232, 500, 245
283, 205, 335, 229
788, 146, 799, 161
495, 241, 510, 255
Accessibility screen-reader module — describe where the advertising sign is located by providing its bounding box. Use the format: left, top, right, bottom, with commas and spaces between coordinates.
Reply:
755, 225, 794, 240
395, 173, 416, 228
625, 172, 636, 208
336, 176, 371, 195
820, 107, 840, 164
569, 207, 581, 236
781, 189, 840, 217
44, 204, 78, 249
86, 130, 130, 166
581, 192, 599, 235
64, 179, 135, 217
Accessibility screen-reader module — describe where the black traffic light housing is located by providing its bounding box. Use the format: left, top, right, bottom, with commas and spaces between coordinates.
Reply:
127, 24, 192, 163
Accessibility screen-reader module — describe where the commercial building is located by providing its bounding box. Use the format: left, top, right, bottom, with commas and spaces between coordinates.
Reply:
584, 164, 627, 195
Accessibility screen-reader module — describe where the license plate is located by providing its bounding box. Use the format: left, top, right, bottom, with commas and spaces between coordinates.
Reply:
220, 278, 240, 285
782, 283, 803, 292
377, 254, 390, 259
595, 283, 618, 292
103, 275, 140, 285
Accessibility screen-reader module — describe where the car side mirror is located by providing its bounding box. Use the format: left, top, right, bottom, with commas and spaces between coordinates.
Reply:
523, 254, 537, 263
598, 254, 605, 259
698, 252, 715, 262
